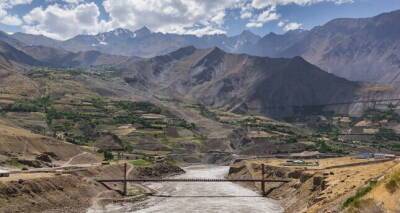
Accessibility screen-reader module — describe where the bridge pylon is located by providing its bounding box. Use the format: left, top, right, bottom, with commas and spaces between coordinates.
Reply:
123, 163, 127, 196
261, 164, 266, 197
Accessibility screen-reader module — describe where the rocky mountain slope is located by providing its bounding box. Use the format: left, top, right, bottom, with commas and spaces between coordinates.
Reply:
21, 45, 129, 68
118, 46, 360, 117
278, 9, 400, 83
0, 41, 43, 68
0, 32, 128, 68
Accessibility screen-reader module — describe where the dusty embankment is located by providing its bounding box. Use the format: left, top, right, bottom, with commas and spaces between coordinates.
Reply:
0, 175, 104, 213
344, 162, 400, 213
228, 157, 399, 213
0, 162, 184, 213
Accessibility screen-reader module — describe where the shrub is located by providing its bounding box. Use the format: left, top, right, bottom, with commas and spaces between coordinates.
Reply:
199, 104, 219, 121
8, 96, 52, 113
286, 136, 298, 144
174, 119, 196, 130
317, 140, 333, 153
103, 151, 114, 161
10, 100, 41, 112
385, 171, 400, 193
376, 128, 400, 141
391, 144, 400, 151
115, 101, 162, 114
385, 179, 398, 193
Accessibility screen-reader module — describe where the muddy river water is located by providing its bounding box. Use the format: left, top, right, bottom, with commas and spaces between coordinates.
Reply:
89, 165, 283, 213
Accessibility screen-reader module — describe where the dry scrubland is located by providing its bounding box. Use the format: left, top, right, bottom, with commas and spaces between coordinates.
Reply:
0, 119, 94, 164
229, 157, 400, 213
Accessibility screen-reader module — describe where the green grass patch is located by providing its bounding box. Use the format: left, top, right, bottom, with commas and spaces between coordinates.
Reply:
6, 158, 24, 169
130, 159, 153, 167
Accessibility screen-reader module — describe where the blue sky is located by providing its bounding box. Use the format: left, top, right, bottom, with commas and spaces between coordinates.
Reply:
0, 0, 399, 40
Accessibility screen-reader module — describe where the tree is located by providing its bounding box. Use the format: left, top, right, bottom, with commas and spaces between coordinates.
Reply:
103, 151, 114, 161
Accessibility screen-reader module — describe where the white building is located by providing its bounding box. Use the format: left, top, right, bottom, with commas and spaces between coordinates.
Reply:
0, 169, 10, 177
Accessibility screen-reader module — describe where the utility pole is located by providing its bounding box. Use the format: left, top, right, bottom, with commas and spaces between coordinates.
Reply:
123, 163, 127, 196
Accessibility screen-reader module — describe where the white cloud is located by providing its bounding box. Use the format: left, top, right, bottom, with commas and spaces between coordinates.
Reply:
246, 6, 280, 28
11, 0, 354, 38
5, 0, 33, 6
244, 0, 352, 29
0, 0, 32, 26
240, 12, 253, 19
44, 0, 84, 4
62, 0, 84, 3
251, 0, 353, 9
256, 7, 280, 22
102, 0, 238, 35
246, 22, 263, 28
251, 0, 271, 9
0, 15, 23, 26
22, 3, 108, 40
278, 20, 303, 31
282, 21, 303, 31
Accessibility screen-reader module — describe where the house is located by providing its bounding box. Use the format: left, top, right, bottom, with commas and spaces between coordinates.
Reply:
356, 152, 373, 159
55, 132, 65, 141
373, 153, 396, 159
0, 169, 10, 177
374, 153, 386, 159
340, 117, 351, 123
289, 151, 321, 159
363, 128, 379, 134
355, 120, 372, 127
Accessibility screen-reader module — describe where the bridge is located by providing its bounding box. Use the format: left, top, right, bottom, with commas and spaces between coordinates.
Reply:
96, 164, 291, 197
98, 178, 291, 183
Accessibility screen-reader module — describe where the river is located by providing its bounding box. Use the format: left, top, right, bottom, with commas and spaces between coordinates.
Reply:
89, 165, 283, 213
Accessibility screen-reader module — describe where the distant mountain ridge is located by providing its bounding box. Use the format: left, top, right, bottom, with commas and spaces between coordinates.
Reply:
8, 9, 400, 83
21, 45, 129, 68
9, 27, 261, 58
0, 40, 43, 67
0, 32, 129, 68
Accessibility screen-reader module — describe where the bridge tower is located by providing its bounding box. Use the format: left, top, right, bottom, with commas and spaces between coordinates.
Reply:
261, 164, 266, 197
123, 163, 128, 196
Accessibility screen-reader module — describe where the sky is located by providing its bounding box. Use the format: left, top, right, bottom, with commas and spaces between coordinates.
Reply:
0, 0, 399, 40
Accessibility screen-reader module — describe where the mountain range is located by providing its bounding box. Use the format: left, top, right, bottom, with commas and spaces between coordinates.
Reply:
2, 10, 400, 117
11, 27, 261, 59
116, 46, 360, 116
0, 33, 360, 117
7, 9, 400, 84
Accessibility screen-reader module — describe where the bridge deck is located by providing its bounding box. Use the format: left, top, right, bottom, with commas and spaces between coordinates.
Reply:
97, 178, 291, 183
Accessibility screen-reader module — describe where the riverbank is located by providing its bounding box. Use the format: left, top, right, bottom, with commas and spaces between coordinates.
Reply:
0, 162, 183, 213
